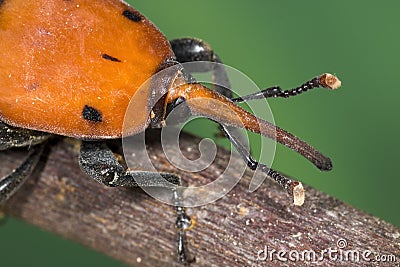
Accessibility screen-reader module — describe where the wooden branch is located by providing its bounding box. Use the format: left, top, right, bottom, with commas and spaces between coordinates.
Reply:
1, 132, 399, 266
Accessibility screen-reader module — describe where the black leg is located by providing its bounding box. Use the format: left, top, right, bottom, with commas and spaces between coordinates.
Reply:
79, 141, 184, 187
173, 190, 195, 263
0, 121, 48, 204
170, 37, 232, 99
79, 141, 194, 262
0, 143, 46, 204
171, 37, 245, 142
220, 124, 305, 206
232, 73, 341, 103
0, 121, 49, 150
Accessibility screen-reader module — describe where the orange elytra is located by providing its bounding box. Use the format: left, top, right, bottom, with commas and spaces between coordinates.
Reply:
0, 0, 343, 199
0, 0, 341, 262
0, 0, 340, 171
0, 0, 173, 139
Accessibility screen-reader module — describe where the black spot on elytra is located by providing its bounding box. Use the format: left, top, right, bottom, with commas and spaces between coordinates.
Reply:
102, 53, 121, 62
82, 105, 102, 122
122, 10, 142, 22
28, 82, 39, 90
0, 0, 4, 6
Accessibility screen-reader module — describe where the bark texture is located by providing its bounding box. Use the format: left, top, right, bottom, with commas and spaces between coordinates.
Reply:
1, 132, 399, 267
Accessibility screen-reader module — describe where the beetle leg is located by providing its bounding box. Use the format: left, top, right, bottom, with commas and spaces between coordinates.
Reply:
79, 141, 194, 262
0, 121, 49, 151
171, 38, 246, 142
170, 37, 232, 99
0, 143, 45, 204
173, 190, 195, 263
79, 141, 184, 187
0, 121, 48, 204
232, 73, 341, 103
220, 124, 305, 206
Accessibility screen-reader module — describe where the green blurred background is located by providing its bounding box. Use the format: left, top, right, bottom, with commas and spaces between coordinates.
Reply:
1, 1, 399, 266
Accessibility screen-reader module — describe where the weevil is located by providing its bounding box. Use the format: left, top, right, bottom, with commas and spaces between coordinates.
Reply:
0, 0, 341, 262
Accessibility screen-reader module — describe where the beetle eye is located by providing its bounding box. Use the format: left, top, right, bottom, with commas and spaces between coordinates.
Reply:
165, 97, 190, 126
